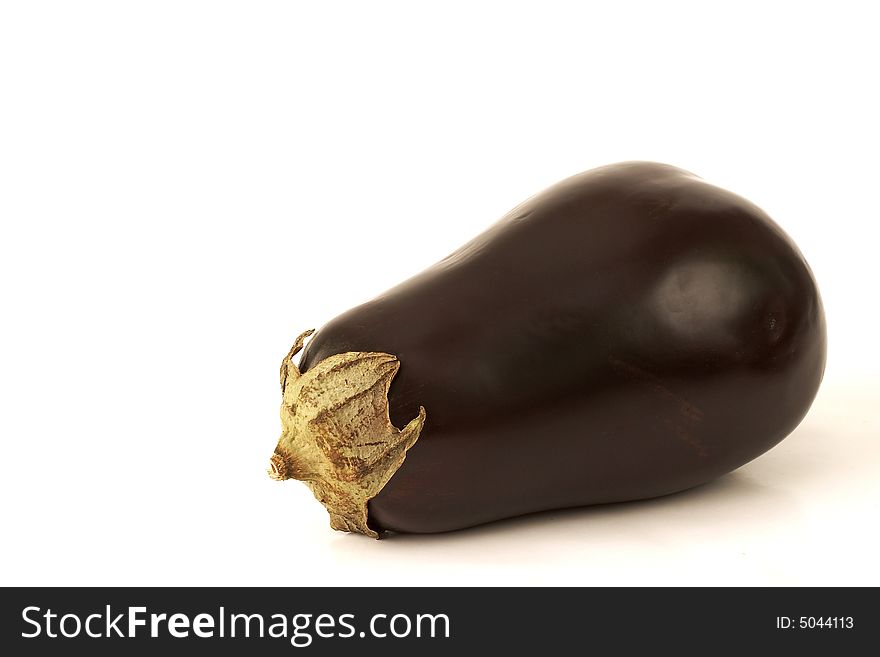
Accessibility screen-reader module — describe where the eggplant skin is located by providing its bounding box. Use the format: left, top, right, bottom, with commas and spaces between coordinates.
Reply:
299, 162, 827, 534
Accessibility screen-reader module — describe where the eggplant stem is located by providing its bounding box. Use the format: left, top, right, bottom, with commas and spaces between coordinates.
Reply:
269, 331, 426, 538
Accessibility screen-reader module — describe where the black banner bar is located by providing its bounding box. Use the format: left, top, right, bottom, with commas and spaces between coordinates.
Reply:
1, 587, 874, 654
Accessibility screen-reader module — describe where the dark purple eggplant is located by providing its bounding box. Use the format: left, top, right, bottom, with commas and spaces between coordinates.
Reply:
270, 162, 826, 537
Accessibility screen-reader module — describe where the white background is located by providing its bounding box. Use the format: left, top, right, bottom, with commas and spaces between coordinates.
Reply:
1, 1, 878, 586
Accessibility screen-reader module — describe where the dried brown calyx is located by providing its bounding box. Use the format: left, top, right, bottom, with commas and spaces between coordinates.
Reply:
269, 329, 426, 538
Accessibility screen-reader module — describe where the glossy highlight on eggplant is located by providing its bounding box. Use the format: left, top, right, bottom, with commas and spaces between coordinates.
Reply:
274, 162, 826, 536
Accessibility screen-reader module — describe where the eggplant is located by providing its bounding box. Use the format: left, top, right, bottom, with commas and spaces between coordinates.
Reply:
271, 161, 826, 537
